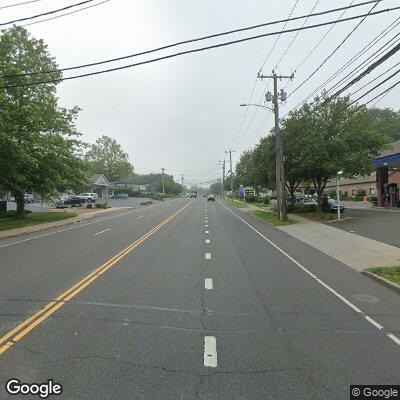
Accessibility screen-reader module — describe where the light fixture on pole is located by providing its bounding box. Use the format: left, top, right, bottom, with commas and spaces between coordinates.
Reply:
336, 171, 343, 220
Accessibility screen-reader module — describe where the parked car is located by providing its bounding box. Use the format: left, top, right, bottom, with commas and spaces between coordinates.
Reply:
327, 198, 345, 213
113, 193, 129, 199
57, 196, 84, 207
13, 194, 34, 203
207, 194, 215, 201
77, 193, 97, 203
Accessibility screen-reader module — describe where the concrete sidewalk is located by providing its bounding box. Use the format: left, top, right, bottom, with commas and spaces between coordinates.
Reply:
277, 214, 400, 271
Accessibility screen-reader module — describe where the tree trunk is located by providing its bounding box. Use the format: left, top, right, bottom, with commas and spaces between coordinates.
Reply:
15, 192, 25, 219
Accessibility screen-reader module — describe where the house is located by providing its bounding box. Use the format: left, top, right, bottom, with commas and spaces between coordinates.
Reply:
88, 174, 113, 199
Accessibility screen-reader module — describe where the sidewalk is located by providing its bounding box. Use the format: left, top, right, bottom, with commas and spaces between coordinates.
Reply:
277, 214, 400, 271
234, 201, 400, 271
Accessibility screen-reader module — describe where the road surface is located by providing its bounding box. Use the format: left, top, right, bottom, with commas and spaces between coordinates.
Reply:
1, 198, 399, 399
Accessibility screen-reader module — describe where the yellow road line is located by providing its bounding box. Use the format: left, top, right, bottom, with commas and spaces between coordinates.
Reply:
0, 200, 192, 356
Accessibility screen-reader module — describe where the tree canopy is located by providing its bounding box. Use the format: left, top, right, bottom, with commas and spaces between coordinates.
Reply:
85, 135, 134, 182
0, 27, 87, 217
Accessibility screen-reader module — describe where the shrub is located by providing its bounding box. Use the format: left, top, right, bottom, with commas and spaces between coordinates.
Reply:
287, 204, 317, 214
354, 189, 367, 201
86, 203, 93, 209
321, 195, 331, 213
263, 195, 270, 205
368, 195, 377, 203
326, 189, 336, 198
245, 195, 256, 202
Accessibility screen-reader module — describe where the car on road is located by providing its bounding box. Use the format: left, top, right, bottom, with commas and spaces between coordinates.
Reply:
190, 191, 198, 198
113, 193, 129, 199
207, 194, 215, 201
77, 193, 97, 203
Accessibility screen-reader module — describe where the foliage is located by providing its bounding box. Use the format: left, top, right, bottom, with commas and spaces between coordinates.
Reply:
366, 266, 400, 285
85, 135, 134, 182
0, 27, 87, 218
86, 203, 93, 209
250, 210, 295, 226
365, 108, 400, 142
210, 181, 221, 195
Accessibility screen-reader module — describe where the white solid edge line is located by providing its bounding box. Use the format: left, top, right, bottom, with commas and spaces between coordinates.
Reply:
204, 336, 217, 367
205, 278, 213, 289
93, 228, 111, 236
218, 200, 400, 348
205, 252, 211, 260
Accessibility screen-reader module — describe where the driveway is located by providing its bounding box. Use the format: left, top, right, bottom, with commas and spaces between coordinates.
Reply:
331, 208, 400, 248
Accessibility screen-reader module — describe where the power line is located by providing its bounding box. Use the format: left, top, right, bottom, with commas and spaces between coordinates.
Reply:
349, 67, 400, 105
0, 0, 40, 10
21, 0, 110, 28
2, 5, 399, 89
293, 15, 400, 109
288, 0, 378, 98
2, 0, 386, 79
0, 0, 95, 26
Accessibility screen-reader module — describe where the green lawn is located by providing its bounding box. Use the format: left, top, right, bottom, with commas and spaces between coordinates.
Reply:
366, 266, 400, 285
226, 198, 247, 209
0, 212, 77, 231
250, 210, 296, 226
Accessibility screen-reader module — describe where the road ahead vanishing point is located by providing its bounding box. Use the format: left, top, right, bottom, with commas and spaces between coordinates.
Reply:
1, 198, 399, 399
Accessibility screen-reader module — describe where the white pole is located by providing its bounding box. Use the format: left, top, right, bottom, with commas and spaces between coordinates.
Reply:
336, 174, 341, 220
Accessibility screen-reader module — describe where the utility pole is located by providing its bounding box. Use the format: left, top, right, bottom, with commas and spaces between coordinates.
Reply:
181, 173, 184, 188
257, 70, 294, 221
161, 168, 166, 196
218, 160, 226, 196
225, 150, 236, 197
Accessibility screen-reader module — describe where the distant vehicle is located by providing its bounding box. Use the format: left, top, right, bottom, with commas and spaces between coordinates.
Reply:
77, 193, 97, 203
203, 194, 207, 198
207, 194, 215, 201
58, 196, 84, 207
113, 193, 129, 199
24, 194, 34, 204
190, 191, 197, 198
327, 198, 345, 213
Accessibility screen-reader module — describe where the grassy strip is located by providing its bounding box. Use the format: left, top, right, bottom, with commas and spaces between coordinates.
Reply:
296, 212, 338, 222
0, 212, 77, 231
250, 210, 296, 226
366, 266, 400, 285
226, 198, 247, 209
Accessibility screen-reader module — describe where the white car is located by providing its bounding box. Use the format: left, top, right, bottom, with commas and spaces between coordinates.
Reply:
77, 193, 97, 203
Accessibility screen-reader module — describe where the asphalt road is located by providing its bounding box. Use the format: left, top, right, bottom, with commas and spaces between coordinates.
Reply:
332, 208, 400, 248
1, 198, 399, 399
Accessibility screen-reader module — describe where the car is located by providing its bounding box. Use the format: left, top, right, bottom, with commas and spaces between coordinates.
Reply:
77, 193, 97, 203
113, 193, 129, 199
57, 196, 84, 207
207, 194, 215, 201
24, 194, 34, 203
327, 198, 345, 213
190, 191, 198, 198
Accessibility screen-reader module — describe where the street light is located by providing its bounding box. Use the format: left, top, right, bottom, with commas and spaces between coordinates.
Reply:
336, 171, 343, 220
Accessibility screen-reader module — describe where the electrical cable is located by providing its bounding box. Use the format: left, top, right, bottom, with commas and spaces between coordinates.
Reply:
0, 0, 40, 10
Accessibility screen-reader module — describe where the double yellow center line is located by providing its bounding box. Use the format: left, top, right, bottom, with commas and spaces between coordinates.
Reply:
0, 200, 192, 356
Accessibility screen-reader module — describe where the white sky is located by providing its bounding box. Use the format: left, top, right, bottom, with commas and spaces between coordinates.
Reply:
2, 0, 400, 186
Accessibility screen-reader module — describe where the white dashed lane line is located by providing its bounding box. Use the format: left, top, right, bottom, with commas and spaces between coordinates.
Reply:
205, 239, 210, 244
205, 230, 210, 234
205, 253, 211, 260
93, 228, 111, 236
205, 278, 213, 289
204, 336, 217, 368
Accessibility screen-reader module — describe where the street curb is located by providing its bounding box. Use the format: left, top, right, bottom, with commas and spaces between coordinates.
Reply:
0, 207, 132, 241
361, 271, 400, 294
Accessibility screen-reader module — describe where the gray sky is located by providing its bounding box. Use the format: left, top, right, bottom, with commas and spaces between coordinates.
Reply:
3, 0, 400, 186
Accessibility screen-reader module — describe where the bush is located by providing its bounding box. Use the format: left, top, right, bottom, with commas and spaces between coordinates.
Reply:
150, 194, 164, 201
86, 203, 93, 209
354, 189, 367, 201
0, 210, 32, 219
368, 195, 377, 203
95, 202, 108, 209
245, 195, 256, 202
287, 204, 317, 213
321, 195, 331, 213
326, 189, 336, 198
263, 195, 270, 205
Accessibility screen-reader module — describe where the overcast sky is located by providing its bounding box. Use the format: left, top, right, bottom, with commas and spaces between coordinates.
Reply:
3, 0, 400, 186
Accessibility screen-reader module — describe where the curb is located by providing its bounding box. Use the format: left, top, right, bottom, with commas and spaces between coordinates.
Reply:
0, 207, 132, 241
361, 271, 400, 294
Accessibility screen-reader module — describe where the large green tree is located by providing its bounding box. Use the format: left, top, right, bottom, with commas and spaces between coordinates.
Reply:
85, 135, 134, 182
365, 107, 400, 142
283, 96, 389, 211
0, 27, 87, 217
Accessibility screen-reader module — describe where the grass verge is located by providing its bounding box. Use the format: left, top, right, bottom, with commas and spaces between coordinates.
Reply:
298, 212, 338, 223
0, 212, 77, 232
226, 198, 247, 209
365, 266, 400, 285
250, 210, 296, 226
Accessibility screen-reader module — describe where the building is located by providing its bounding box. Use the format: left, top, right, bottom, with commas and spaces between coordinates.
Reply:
88, 174, 113, 199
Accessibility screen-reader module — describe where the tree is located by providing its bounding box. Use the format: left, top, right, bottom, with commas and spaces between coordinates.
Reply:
283, 96, 389, 211
210, 181, 221, 195
0, 27, 87, 218
85, 135, 134, 182
365, 107, 400, 142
